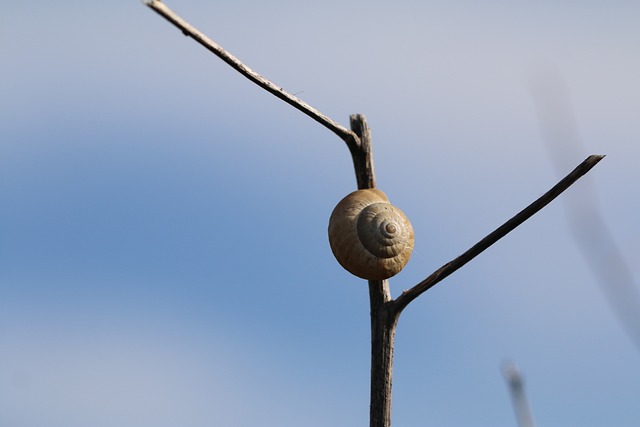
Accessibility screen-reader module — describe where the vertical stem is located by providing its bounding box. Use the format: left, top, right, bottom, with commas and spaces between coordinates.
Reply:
369, 279, 398, 427
349, 114, 396, 427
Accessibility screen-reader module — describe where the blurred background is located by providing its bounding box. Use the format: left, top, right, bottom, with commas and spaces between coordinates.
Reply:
1, 1, 639, 426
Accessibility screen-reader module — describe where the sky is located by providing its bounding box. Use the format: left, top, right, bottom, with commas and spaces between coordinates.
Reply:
1, 1, 639, 426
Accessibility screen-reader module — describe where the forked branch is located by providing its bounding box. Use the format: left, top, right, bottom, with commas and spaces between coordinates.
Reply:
144, 0, 360, 151
393, 154, 605, 314
144, 4, 606, 426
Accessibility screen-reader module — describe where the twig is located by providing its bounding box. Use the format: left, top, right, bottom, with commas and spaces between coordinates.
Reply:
393, 154, 605, 313
144, 0, 360, 151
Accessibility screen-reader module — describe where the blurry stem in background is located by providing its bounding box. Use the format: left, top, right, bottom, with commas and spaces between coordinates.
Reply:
530, 68, 640, 351
144, 2, 605, 426
501, 362, 537, 427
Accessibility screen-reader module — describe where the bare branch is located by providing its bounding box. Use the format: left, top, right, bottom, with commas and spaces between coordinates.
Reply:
145, 0, 360, 150
393, 154, 605, 314
350, 114, 377, 190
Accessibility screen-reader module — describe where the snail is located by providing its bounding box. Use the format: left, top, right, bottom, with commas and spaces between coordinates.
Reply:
328, 189, 414, 280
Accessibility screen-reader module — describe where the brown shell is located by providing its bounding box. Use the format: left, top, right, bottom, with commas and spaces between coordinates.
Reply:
328, 189, 414, 280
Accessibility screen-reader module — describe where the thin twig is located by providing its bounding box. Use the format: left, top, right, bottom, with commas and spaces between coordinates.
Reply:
393, 154, 605, 314
144, 0, 360, 150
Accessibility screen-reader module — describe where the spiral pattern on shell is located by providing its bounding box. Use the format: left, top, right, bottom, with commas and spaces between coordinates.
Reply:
328, 189, 414, 280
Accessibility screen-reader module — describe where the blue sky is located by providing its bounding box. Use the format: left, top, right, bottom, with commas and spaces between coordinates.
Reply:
1, 1, 639, 426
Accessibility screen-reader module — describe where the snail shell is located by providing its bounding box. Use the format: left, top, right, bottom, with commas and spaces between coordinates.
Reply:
328, 189, 414, 280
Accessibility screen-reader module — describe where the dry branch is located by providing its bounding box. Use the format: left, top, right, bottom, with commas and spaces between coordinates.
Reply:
144, 4, 607, 427
393, 154, 605, 314
145, 0, 360, 151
